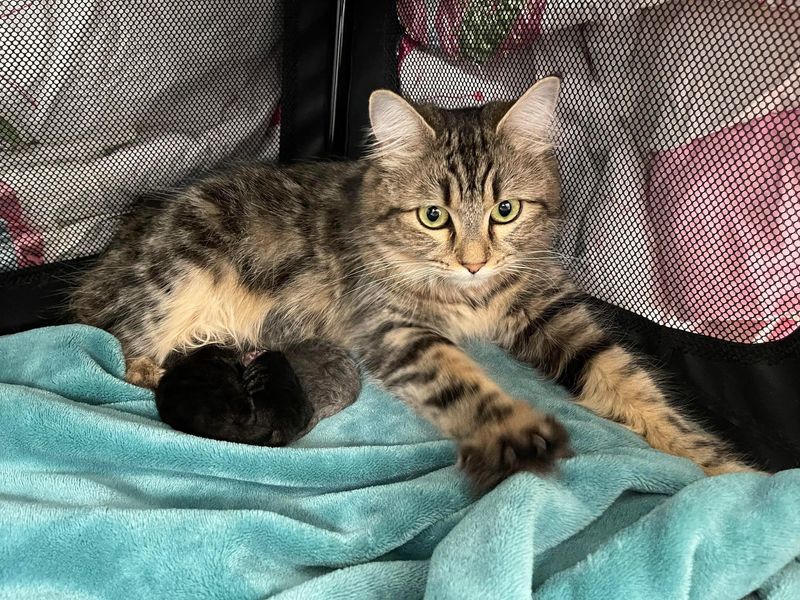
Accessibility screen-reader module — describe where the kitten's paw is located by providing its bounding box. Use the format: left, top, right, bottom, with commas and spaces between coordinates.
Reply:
457, 402, 572, 492
126, 357, 164, 389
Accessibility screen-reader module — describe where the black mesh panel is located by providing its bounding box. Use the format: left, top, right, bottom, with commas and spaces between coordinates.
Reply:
1, 1, 282, 273
396, 0, 799, 344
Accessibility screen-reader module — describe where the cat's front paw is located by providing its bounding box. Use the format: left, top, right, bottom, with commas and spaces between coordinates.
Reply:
457, 402, 572, 491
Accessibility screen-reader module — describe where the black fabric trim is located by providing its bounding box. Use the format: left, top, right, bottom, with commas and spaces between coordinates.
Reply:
596, 298, 800, 365
279, 0, 340, 161
338, 0, 403, 158
0, 257, 94, 335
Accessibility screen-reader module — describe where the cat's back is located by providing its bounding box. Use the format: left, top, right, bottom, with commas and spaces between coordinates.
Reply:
98, 159, 367, 269
186, 160, 366, 217
72, 159, 367, 362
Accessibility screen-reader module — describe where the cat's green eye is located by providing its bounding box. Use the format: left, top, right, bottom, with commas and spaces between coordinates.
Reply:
490, 199, 522, 224
417, 205, 451, 229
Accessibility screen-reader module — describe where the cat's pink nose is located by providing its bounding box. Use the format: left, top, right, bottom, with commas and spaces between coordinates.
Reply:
462, 261, 486, 274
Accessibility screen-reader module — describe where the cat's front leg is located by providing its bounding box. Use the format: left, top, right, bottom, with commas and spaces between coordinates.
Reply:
503, 290, 758, 475
359, 322, 572, 489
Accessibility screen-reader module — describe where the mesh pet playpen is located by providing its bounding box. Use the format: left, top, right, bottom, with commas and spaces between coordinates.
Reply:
1, 0, 798, 471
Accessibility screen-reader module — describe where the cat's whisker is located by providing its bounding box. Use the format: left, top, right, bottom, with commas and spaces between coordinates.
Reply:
341, 257, 432, 281
504, 264, 562, 288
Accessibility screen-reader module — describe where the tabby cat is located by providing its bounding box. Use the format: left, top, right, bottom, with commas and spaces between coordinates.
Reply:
73, 78, 752, 489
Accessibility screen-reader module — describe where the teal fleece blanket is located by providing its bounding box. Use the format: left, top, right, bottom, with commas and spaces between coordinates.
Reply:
1, 325, 798, 599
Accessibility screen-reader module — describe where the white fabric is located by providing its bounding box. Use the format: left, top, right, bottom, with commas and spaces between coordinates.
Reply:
1, 0, 282, 268
398, 0, 799, 341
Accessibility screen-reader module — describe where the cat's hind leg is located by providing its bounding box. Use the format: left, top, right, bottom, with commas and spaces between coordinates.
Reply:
117, 264, 277, 389
504, 290, 760, 475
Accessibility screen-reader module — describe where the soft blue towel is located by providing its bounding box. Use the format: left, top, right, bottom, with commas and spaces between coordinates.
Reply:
0, 325, 798, 599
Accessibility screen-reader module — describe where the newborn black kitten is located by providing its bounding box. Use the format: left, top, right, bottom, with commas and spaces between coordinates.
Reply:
156, 341, 361, 446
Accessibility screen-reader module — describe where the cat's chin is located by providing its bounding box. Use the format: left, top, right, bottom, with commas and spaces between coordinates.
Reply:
449, 270, 495, 287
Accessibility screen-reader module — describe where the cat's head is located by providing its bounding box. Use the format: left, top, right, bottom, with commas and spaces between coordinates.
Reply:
362, 78, 561, 292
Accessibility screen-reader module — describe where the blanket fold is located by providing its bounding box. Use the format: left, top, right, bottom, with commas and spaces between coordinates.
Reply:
0, 325, 798, 599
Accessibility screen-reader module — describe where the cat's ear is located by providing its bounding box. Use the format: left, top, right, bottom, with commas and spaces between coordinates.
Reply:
496, 77, 561, 154
368, 90, 435, 159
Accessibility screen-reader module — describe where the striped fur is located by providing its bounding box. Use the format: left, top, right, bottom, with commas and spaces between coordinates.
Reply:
73, 79, 755, 488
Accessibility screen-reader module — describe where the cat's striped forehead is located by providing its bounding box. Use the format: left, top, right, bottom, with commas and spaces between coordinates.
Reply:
441, 109, 494, 181
435, 108, 498, 214
367, 79, 561, 219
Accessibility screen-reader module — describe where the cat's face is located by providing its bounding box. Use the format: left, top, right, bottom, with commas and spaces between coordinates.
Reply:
364, 78, 561, 293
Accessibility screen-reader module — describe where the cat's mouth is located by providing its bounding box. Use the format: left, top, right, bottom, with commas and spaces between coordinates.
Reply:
447, 265, 498, 286
401, 260, 502, 288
